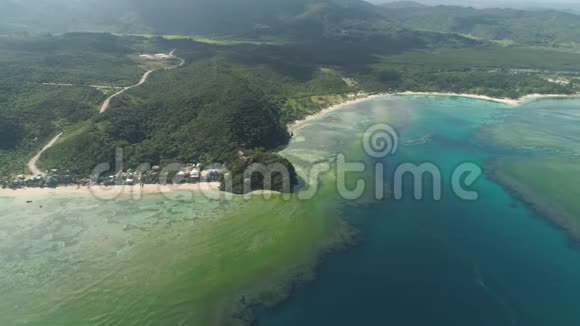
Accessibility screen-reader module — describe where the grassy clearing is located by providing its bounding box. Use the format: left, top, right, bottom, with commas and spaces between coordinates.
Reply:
115, 33, 285, 46
411, 28, 516, 47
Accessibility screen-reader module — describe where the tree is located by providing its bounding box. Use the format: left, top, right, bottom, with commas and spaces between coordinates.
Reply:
0, 118, 24, 149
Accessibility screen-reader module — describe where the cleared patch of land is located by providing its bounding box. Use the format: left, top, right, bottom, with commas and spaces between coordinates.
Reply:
115, 33, 285, 46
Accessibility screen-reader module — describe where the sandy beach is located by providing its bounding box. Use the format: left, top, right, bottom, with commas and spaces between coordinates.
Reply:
396, 91, 580, 106
395, 91, 522, 105
518, 93, 580, 103
0, 182, 221, 198
289, 91, 580, 131
289, 93, 388, 130
289, 91, 515, 131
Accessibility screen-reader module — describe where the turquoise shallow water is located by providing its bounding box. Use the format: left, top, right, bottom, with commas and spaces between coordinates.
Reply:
258, 96, 580, 325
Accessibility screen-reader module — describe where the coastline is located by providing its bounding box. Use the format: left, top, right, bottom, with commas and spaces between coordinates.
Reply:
395, 91, 522, 106
288, 93, 388, 130
8, 90, 580, 197
0, 182, 287, 199
289, 91, 580, 131
0, 182, 221, 198
396, 91, 580, 106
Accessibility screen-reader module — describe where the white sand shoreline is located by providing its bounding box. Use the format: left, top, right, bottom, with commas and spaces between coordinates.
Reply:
395, 91, 521, 105
288, 93, 389, 130
395, 91, 580, 106
289, 91, 580, 130
0, 182, 283, 198
0, 183, 221, 198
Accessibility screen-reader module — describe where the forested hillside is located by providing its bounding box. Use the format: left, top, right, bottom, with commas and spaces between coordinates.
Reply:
0, 33, 162, 176
0, 0, 476, 47
4, 0, 580, 46
1, 0, 382, 36
2, 32, 580, 179
39, 57, 292, 173
380, 2, 580, 45
2, 1, 580, 192
4, 0, 580, 47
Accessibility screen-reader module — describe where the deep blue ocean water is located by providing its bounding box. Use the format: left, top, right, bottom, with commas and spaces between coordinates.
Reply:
257, 96, 580, 326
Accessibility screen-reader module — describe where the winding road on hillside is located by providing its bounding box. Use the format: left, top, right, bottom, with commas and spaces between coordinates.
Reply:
27, 50, 185, 176
99, 49, 185, 113
27, 132, 64, 176
98, 69, 156, 113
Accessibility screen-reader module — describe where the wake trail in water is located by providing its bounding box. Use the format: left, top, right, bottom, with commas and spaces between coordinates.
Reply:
414, 225, 520, 325
473, 264, 519, 325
